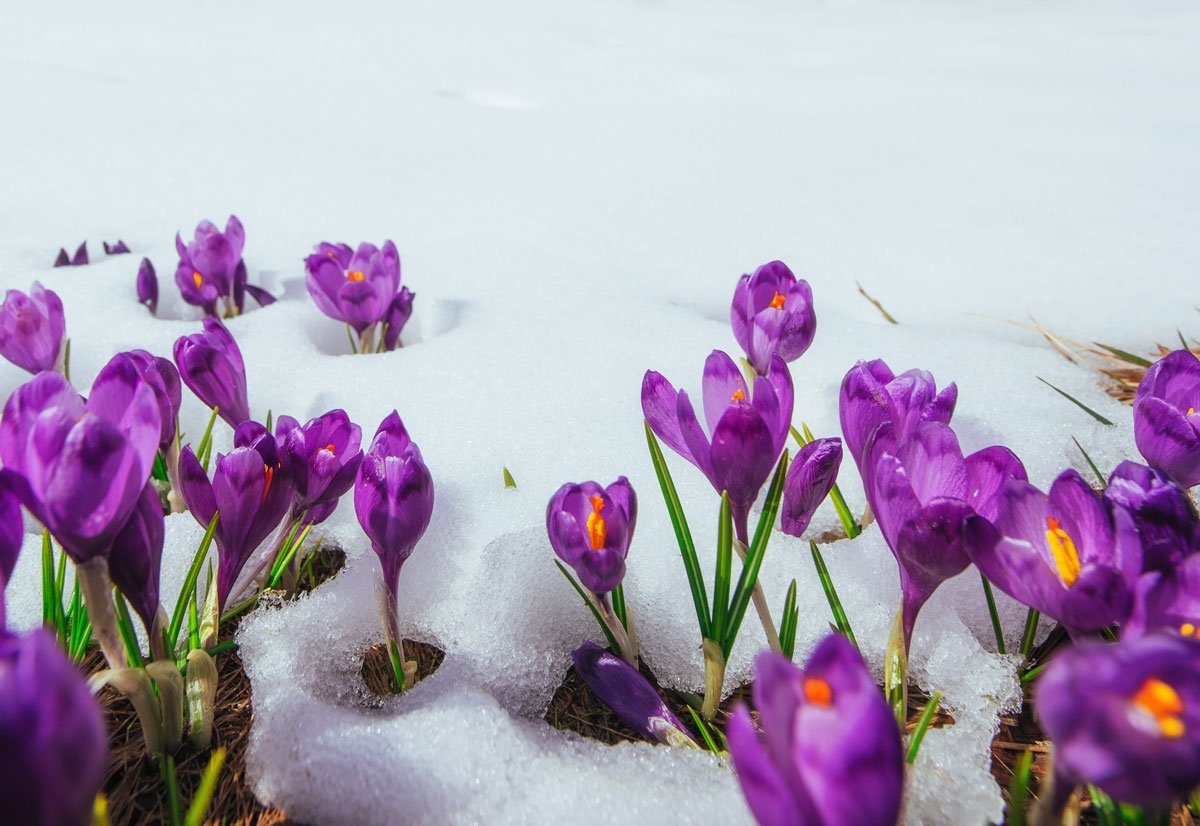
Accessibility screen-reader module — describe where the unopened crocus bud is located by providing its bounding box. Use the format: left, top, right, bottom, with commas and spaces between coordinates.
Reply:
547, 477, 636, 595
52, 241, 88, 268
1134, 350, 1200, 488
104, 239, 130, 255
839, 359, 957, 470
137, 257, 158, 314
780, 437, 842, 537
0, 628, 108, 826
382, 287, 415, 351
0, 282, 66, 375
282, 409, 364, 516
731, 261, 816, 376
571, 642, 695, 747
727, 634, 903, 826
173, 317, 251, 428
107, 482, 165, 644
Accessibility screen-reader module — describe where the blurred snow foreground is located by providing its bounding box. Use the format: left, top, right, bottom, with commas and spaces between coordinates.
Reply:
3, 0, 1199, 822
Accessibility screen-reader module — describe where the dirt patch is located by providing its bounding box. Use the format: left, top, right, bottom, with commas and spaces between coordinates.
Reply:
360, 639, 447, 698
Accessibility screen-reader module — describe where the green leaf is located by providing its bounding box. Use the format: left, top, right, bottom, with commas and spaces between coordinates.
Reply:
980, 575, 1006, 655
810, 541, 857, 648
160, 755, 182, 826
267, 522, 312, 589
40, 531, 56, 633
184, 748, 227, 826
1093, 343, 1152, 368
906, 689, 942, 763
779, 579, 799, 660
1005, 749, 1034, 826
503, 467, 517, 488
205, 639, 238, 658
53, 535, 68, 641
1072, 436, 1107, 489
113, 590, 145, 669
1179, 330, 1191, 352
644, 422, 711, 639
387, 637, 406, 693
264, 410, 274, 434
710, 492, 734, 647
1035, 377, 1114, 426
152, 451, 170, 482
187, 592, 201, 653
1019, 662, 1047, 686
685, 705, 721, 754
195, 405, 221, 473
67, 579, 92, 662
345, 323, 359, 354
554, 560, 619, 651
611, 583, 628, 632
723, 451, 789, 656
168, 512, 219, 651
1019, 608, 1040, 660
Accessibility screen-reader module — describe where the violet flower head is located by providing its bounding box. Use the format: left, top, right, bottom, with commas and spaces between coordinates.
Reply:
1134, 349, 1200, 488
99, 350, 181, 453
0, 476, 21, 625
382, 286, 415, 352
173, 317, 250, 427
305, 241, 402, 333
964, 468, 1142, 639
52, 242, 88, 268
104, 239, 130, 255
0, 282, 66, 375
0, 370, 159, 563
0, 628, 108, 826
780, 437, 842, 538
178, 423, 294, 609
1126, 555, 1200, 642
727, 634, 904, 826
642, 350, 792, 527
281, 409, 364, 517
547, 477, 637, 595
354, 411, 435, 599
174, 215, 245, 312
1037, 633, 1200, 810
839, 359, 957, 470
731, 260, 817, 376
107, 481, 164, 636
1105, 460, 1199, 574
137, 258, 158, 314
571, 641, 694, 747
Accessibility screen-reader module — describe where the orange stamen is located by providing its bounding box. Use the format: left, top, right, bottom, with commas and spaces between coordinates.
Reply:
321, 443, 336, 455
1044, 517, 1081, 587
586, 495, 607, 551
769, 291, 786, 310
1133, 678, 1186, 739
804, 677, 833, 707
731, 388, 746, 402
347, 270, 366, 282
262, 465, 275, 504
192, 271, 203, 288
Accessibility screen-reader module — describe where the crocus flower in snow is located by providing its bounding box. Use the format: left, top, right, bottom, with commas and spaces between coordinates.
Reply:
839, 359, 957, 470
730, 260, 816, 376
1105, 460, 1198, 574
280, 409, 364, 516
572, 641, 695, 748
104, 239, 130, 255
382, 286, 415, 352
137, 257, 158, 314
1134, 349, 1200, 488
780, 437, 842, 538
173, 317, 251, 428
174, 215, 245, 314
0, 282, 66, 375
305, 241, 404, 352
52, 241, 88, 268
727, 634, 904, 826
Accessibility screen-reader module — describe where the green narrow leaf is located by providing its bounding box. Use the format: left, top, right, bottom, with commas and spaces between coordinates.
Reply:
1072, 436, 1107, 489
161, 755, 182, 826
205, 639, 238, 658
168, 512, 220, 650
1093, 343, 1152, 368
723, 451, 789, 656
1088, 786, 1120, 826
387, 637, 406, 693
184, 748, 227, 826
63, 337, 71, 382
1019, 663, 1047, 686
685, 706, 721, 754
113, 591, 145, 669
1005, 749, 1034, 826
810, 541, 858, 648
1019, 608, 1040, 660
710, 492, 734, 647
68, 612, 92, 663
53, 536, 68, 641
611, 583, 628, 632
644, 422, 711, 639
40, 531, 56, 631
152, 451, 170, 482
554, 561, 619, 651
1035, 376, 1114, 426
980, 575, 1006, 655
502, 467, 517, 488
66, 579, 87, 658
187, 593, 201, 653
906, 689, 942, 763
345, 323, 359, 354
1179, 330, 1191, 351
779, 579, 799, 659
264, 410, 274, 433
791, 425, 859, 538
266, 522, 312, 589
195, 405, 221, 464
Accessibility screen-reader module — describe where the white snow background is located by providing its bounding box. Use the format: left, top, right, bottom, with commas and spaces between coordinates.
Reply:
2, 0, 1199, 823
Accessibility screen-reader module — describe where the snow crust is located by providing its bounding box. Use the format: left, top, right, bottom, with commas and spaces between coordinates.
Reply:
4, 0, 1200, 823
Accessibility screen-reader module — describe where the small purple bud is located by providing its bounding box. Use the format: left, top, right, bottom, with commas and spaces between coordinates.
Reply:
137, 258, 158, 314
571, 641, 695, 747
546, 477, 636, 595
70, 242, 88, 266
173, 317, 251, 428
382, 287, 415, 351
104, 240, 131, 255
107, 481, 164, 636
52, 249, 70, 268
780, 437, 842, 537
0, 282, 66, 375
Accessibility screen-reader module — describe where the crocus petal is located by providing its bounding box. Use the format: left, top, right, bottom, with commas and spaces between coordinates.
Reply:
710, 404, 776, 511
780, 437, 842, 538
571, 642, 695, 746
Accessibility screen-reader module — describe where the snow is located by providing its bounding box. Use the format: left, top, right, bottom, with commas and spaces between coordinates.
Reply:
3, 0, 1199, 823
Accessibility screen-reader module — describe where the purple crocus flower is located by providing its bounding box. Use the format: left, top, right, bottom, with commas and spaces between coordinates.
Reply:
780, 437, 842, 538
964, 468, 1142, 639
0, 370, 159, 562
1105, 460, 1198, 574
642, 350, 792, 536
1037, 632, 1200, 810
107, 481, 164, 643
731, 260, 817, 376
178, 425, 294, 609
864, 421, 1026, 648
0, 283, 66, 375
839, 359, 957, 470
1134, 349, 1200, 488
52, 242, 88, 268
99, 350, 181, 453
280, 409, 364, 516
174, 215, 245, 314
104, 239, 130, 255
305, 241, 402, 334
173, 317, 251, 428
571, 641, 695, 747
1124, 549, 1200, 642
0, 628, 108, 826
547, 477, 637, 595
727, 634, 904, 826
382, 287, 415, 352
0, 476, 21, 625
137, 258, 158, 314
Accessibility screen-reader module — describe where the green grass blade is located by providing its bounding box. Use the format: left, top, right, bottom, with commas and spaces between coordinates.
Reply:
1072, 436, 1107, 489
1019, 608, 1040, 660
779, 579, 799, 660
723, 451, 789, 656
1093, 343, 1152, 367
980, 575, 1006, 655
52, 535, 68, 641
345, 323, 359, 354
264, 410, 273, 433
1035, 377, 1114, 426
66, 579, 87, 658
113, 591, 145, 669
503, 466, 517, 488
168, 512, 219, 651
644, 422, 711, 639
1019, 663, 1047, 686
906, 689, 942, 763
810, 541, 858, 648
187, 592, 201, 652
68, 612, 92, 663
611, 583, 628, 632
1005, 749, 1034, 826
161, 755, 182, 826
710, 492, 734, 647
266, 523, 312, 589
184, 748, 227, 826
685, 705, 721, 754
554, 560, 618, 651
1179, 330, 1191, 351
791, 425, 859, 538
40, 531, 56, 631
152, 451, 169, 483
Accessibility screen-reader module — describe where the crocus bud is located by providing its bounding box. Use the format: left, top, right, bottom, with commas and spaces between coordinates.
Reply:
0, 282, 66, 375
107, 481, 164, 642
98, 350, 182, 453
547, 478, 636, 595
174, 215, 245, 313
730, 260, 816, 376
104, 239, 130, 255
571, 641, 695, 747
382, 287, 415, 351
780, 437, 842, 537
173, 317, 251, 428
137, 257, 158, 314
305, 241, 403, 334
727, 634, 903, 826
1037, 632, 1200, 810
0, 628, 108, 826
1105, 460, 1199, 574
281, 409, 364, 516
839, 359, 957, 470
1134, 350, 1200, 488
0, 370, 159, 562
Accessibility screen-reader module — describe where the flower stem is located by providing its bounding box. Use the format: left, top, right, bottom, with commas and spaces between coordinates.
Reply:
733, 513, 781, 653
596, 593, 638, 668
76, 557, 127, 670
884, 607, 909, 729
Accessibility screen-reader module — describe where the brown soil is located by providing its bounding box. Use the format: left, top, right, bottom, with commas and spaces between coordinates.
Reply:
360, 639, 447, 698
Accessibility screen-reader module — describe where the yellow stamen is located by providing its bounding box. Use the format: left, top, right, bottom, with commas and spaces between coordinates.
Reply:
586, 495, 607, 551
1189, 407, 1196, 417
320, 443, 336, 456
1183, 623, 1197, 638
803, 677, 833, 707
1133, 678, 1186, 739
768, 291, 786, 310
731, 388, 746, 402
192, 271, 203, 288
347, 270, 366, 282
1045, 517, 1081, 587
